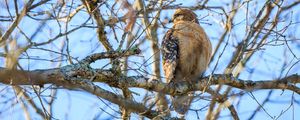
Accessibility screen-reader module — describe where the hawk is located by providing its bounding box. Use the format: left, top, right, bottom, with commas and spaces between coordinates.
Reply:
161, 8, 212, 117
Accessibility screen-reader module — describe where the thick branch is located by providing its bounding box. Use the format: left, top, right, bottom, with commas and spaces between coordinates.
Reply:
0, 66, 299, 119
0, 67, 164, 119
120, 74, 300, 95
1, 67, 299, 95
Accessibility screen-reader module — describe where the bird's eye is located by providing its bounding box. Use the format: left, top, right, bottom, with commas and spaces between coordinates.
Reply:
174, 14, 182, 18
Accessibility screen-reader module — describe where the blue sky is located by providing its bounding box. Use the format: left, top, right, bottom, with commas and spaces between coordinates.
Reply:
0, 0, 300, 120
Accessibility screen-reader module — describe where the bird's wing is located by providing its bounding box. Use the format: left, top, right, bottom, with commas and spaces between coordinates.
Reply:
162, 29, 179, 83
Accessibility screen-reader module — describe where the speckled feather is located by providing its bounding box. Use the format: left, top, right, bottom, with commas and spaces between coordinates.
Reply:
162, 29, 179, 83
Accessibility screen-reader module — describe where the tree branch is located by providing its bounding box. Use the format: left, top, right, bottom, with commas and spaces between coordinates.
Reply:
81, 47, 141, 64
0, 65, 299, 119
1, 67, 299, 95
0, 50, 299, 119
0, 0, 34, 45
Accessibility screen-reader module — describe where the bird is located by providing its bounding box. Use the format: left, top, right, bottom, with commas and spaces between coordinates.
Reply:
161, 8, 212, 118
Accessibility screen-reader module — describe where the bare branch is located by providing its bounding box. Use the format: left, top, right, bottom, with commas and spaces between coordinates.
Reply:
81, 47, 141, 63
1, 67, 299, 96
0, 0, 34, 45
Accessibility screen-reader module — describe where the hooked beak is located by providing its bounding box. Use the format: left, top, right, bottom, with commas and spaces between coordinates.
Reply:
169, 18, 174, 23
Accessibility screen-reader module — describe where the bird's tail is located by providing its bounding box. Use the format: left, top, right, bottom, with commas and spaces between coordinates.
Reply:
172, 92, 194, 118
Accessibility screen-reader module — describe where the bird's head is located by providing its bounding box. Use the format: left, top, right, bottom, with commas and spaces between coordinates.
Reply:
171, 8, 199, 24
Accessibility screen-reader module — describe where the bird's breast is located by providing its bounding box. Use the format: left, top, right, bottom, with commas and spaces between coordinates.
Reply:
173, 21, 212, 81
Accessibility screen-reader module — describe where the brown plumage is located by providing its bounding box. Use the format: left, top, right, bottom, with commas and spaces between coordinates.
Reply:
161, 8, 212, 117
